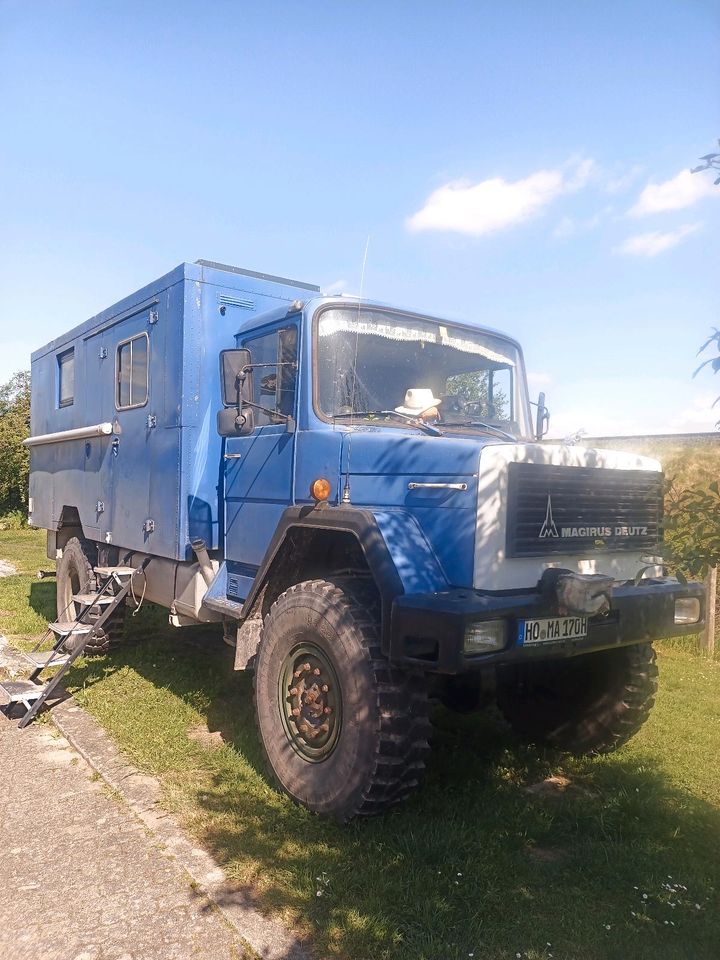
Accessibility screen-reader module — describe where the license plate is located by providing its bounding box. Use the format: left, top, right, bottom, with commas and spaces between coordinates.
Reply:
518, 616, 588, 644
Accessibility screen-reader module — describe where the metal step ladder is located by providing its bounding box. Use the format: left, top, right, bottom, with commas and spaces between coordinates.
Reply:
0, 558, 150, 728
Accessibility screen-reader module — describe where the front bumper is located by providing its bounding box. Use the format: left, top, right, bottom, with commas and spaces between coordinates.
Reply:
390, 578, 705, 674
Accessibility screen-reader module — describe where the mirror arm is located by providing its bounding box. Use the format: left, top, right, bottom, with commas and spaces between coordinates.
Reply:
242, 399, 293, 424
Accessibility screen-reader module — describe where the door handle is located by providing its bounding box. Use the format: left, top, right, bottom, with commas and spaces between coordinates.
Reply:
407, 482, 467, 491
224, 453, 242, 460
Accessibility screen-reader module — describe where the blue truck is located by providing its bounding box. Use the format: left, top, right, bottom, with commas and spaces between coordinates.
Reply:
17, 259, 704, 820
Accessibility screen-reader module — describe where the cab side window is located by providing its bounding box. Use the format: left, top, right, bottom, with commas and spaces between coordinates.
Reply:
244, 326, 298, 426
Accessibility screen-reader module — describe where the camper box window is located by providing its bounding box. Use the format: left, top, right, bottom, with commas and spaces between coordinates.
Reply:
58, 348, 74, 407
116, 333, 149, 409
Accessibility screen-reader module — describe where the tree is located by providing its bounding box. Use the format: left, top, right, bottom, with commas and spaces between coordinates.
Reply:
0, 370, 31, 515
664, 478, 720, 578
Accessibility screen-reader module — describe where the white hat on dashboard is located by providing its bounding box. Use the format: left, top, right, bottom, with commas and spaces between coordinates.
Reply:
395, 388, 442, 417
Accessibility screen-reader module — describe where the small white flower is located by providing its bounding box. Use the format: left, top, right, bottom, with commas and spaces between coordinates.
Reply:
604, 924, 611, 930
631, 911, 637, 917
457, 872, 463, 877
642, 893, 648, 900
633, 885, 639, 890
316, 891, 323, 897
670, 921, 675, 926
695, 904, 701, 910
664, 920, 669, 925
516, 953, 522, 958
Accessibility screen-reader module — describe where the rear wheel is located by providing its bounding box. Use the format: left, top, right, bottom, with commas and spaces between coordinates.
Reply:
253, 579, 431, 821
496, 643, 658, 754
56, 537, 126, 653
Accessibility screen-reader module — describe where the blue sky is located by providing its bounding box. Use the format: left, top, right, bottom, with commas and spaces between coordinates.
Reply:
1, 0, 718, 437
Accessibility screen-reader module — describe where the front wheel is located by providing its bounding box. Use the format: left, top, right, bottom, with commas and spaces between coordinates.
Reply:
253, 579, 430, 821
496, 643, 658, 754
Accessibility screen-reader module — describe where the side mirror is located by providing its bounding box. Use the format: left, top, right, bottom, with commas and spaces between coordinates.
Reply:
535, 391, 550, 440
220, 349, 252, 407
217, 405, 255, 437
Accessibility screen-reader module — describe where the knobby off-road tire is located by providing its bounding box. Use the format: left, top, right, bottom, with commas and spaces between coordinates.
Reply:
253, 579, 431, 821
56, 536, 126, 653
496, 642, 658, 754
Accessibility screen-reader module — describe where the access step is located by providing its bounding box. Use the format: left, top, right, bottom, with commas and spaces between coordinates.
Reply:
72, 592, 116, 607
0, 679, 47, 706
48, 621, 93, 637
21, 650, 71, 669
94, 566, 137, 579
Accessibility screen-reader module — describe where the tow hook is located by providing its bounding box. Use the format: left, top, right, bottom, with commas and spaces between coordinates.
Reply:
539, 569, 613, 617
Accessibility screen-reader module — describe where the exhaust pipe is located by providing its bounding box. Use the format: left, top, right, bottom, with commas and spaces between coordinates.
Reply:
191, 538, 214, 588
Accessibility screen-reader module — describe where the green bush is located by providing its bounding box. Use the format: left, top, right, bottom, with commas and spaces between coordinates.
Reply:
0, 509, 27, 530
0, 370, 30, 515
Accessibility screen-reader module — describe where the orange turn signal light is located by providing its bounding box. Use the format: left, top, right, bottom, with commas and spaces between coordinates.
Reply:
311, 478, 332, 502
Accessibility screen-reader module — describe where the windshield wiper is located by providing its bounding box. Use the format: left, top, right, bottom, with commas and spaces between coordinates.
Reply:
332, 410, 442, 437
455, 420, 516, 441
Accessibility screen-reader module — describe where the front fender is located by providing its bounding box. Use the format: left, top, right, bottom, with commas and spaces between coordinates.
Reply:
242, 504, 448, 654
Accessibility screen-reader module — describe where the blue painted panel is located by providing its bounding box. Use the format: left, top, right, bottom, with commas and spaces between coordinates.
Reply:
293, 430, 344, 505
224, 427, 296, 568
373, 510, 449, 594
341, 432, 484, 588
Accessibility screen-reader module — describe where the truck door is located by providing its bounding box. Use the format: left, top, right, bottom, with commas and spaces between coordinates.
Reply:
223, 323, 298, 572
105, 310, 156, 550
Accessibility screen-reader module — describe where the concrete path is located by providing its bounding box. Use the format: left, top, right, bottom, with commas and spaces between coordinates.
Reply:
0, 716, 251, 960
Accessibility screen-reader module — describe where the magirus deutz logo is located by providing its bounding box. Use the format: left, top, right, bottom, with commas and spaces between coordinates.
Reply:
538, 494, 648, 540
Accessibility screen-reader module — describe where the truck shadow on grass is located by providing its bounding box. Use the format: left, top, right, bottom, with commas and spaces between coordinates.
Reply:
63, 616, 720, 960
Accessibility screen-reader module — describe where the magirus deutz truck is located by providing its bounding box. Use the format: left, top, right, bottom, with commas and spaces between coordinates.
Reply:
13, 259, 704, 821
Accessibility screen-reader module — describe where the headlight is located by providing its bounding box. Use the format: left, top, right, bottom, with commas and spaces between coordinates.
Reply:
464, 619, 506, 655
674, 597, 701, 625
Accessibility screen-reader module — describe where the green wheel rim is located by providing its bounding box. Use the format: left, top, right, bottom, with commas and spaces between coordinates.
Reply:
278, 641, 342, 762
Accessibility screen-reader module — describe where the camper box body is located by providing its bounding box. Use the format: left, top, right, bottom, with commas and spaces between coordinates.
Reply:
28, 261, 318, 563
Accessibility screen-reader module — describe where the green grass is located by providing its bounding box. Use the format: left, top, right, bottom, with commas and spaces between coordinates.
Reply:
2, 527, 720, 960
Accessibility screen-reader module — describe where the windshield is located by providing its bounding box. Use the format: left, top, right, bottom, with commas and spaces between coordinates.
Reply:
314, 306, 531, 438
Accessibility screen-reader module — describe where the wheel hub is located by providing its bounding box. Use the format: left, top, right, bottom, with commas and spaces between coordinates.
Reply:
279, 643, 341, 761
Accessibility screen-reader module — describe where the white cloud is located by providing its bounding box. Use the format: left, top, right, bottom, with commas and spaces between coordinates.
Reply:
407, 158, 593, 237
553, 205, 613, 239
616, 223, 701, 257
604, 163, 645, 195
629, 169, 717, 216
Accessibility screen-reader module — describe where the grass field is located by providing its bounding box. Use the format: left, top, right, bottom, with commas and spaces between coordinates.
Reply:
2, 527, 719, 960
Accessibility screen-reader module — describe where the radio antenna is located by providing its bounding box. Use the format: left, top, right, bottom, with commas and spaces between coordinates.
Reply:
342, 235, 370, 504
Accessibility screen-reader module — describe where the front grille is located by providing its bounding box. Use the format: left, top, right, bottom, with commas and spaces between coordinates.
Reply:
506, 463, 663, 558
